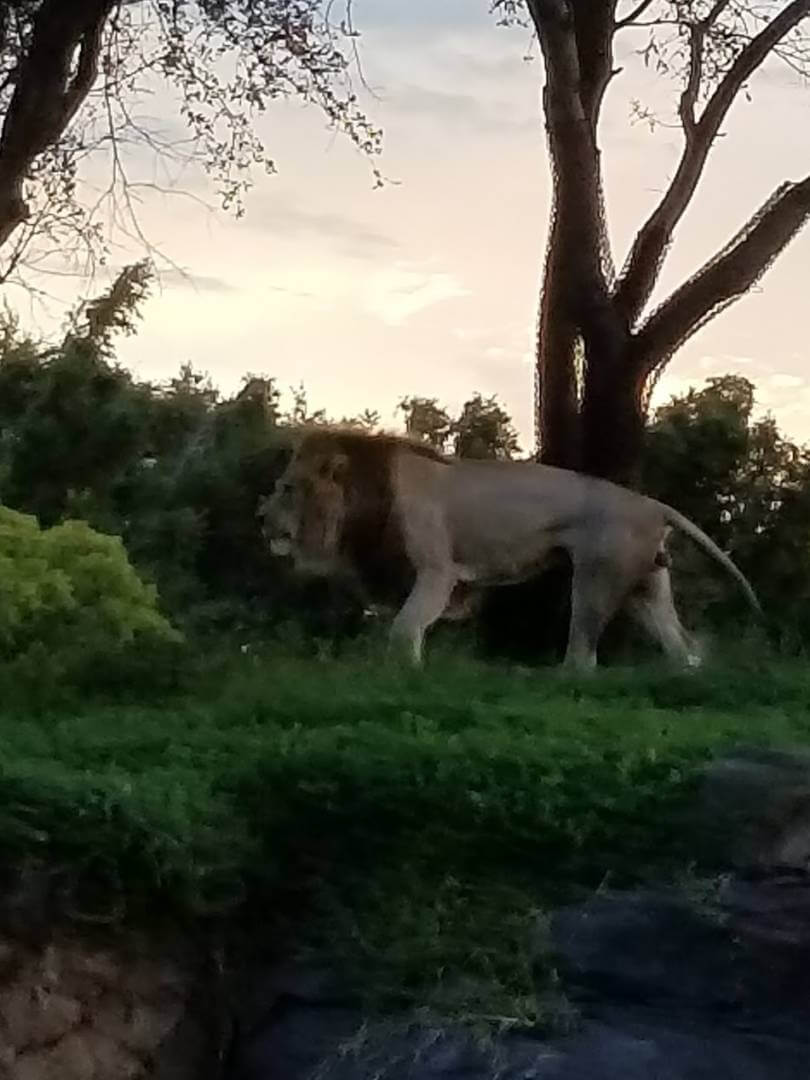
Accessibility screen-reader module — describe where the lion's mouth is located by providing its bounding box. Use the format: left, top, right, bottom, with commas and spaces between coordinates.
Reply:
269, 537, 293, 557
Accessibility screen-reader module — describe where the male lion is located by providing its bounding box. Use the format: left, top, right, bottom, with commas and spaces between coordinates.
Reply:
260, 429, 761, 671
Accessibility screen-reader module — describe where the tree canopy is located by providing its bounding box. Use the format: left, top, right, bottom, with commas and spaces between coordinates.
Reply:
0, 1, 379, 283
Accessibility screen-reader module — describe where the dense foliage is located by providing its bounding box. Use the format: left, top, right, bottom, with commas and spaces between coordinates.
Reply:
0, 505, 179, 689
2, 270, 810, 658
1, 648, 809, 1018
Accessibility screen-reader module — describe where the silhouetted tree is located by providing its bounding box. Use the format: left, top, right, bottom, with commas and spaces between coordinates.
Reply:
452, 392, 521, 460
493, 0, 810, 484
397, 396, 453, 450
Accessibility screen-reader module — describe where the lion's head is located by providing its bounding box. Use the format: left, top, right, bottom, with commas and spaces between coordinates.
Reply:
260, 428, 448, 592
260, 435, 350, 576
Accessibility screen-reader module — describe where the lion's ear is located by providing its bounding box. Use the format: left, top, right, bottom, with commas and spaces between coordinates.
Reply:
320, 452, 349, 483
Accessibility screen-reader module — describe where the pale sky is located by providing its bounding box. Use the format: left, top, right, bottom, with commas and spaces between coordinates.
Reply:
7, 0, 810, 452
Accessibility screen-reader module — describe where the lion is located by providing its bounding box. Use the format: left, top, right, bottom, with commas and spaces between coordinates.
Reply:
259, 428, 761, 671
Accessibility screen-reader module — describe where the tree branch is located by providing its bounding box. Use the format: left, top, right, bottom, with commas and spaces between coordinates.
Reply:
634, 175, 810, 374
678, 17, 705, 135
615, 0, 655, 30
525, 0, 571, 25
572, 0, 619, 129
614, 0, 810, 325
0, 0, 115, 250
528, 0, 615, 291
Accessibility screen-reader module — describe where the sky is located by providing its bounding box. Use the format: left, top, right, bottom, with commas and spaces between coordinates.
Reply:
8, 0, 810, 453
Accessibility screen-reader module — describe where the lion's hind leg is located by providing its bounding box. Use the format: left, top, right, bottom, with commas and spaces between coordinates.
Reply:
626, 565, 701, 669
564, 551, 638, 672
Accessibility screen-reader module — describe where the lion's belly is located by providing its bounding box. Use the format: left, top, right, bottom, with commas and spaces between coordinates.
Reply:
452, 530, 562, 586
441, 461, 584, 584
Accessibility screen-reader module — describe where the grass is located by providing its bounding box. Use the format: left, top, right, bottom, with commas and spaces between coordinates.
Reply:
1, 641, 809, 1023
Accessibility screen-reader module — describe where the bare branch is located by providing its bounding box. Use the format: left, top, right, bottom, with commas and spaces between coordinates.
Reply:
634, 175, 810, 373
64, 8, 106, 120
616, 0, 656, 30
615, 0, 810, 325
677, 4, 731, 132
572, 0, 621, 127
679, 20, 703, 133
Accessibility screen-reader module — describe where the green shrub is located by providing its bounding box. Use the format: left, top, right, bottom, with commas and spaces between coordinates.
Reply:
2, 649, 810, 1020
0, 506, 180, 686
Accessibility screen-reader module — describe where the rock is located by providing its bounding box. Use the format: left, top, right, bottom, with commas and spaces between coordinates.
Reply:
150, 1007, 213, 1080
93, 996, 185, 1055
0, 1035, 15, 1071
0, 986, 82, 1050
59, 946, 122, 997
0, 936, 198, 1079
0, 937, 17, 977
12, 1030, 144, 1080
228, 1006, 810, 1079
226, 874, 810, 1080
80, 1031, 143, 1079
124, 955, 187, 1001
549, 876, 810, 1041
698, 747, 810, 871
527, 1019, 810, 1080
549, 889, 741, 1014
12, 1033, 97, 1080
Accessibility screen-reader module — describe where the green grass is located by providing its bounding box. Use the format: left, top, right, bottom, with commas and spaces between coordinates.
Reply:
1, 644, 809, 1022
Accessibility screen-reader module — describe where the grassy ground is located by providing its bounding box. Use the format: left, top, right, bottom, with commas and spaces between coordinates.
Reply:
1, 642, 809, 1024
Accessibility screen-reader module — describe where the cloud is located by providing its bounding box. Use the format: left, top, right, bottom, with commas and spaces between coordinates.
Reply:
364, 268, 469, 325
383, 82, 536, 134
159, 269, 236, 294
358, 0, 490, 33
697, 353, 755, 370
452, 326, 492, 342
444, 48, 537, 84
255, 200, 401, 260
769, 373, 805, 389
267, 284, 316, 299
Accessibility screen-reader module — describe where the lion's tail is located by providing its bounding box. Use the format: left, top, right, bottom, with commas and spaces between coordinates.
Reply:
658, 503, 763, 617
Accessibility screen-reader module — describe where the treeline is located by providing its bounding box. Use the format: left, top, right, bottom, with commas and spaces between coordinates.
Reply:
2, 265, 810, 654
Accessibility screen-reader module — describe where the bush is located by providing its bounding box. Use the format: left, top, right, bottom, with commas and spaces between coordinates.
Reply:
0, 507, 181, 688
2, 650, 810, 1019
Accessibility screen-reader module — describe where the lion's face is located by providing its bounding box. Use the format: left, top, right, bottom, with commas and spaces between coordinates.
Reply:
260, 445, 350, 575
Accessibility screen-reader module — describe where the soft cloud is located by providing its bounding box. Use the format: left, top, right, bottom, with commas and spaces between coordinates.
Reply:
254, 197, 401, 260
698, 353, 755, 370
158, 269, 236, 294
769, 373, 805, 389
364, 268, 470, 325
384, 82, 535, 134
452, 326, 492, 342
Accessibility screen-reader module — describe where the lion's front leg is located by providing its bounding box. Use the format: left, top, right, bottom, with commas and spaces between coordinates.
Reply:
389, 569, 456, 665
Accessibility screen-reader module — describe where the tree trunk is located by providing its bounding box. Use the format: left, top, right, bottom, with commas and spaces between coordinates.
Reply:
580, 340, 646, 487
536, 210, 582, 471
528, 0, 810, 491
0, 0, 114, 253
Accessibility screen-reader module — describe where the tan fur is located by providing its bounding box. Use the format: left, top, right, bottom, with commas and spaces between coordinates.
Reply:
261, 429, 761, 671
